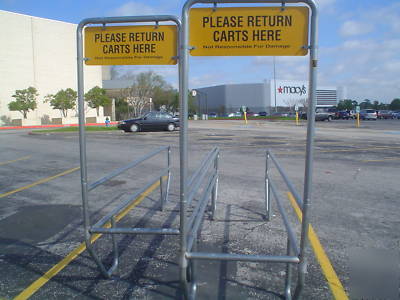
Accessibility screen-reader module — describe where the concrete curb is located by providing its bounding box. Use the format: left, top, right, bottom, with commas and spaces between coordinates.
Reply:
0, 122, 118, 130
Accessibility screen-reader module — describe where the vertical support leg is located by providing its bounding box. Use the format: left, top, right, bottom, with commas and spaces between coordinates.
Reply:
294, 2, 318, 298
159, 176, 164, 211
165, 146, 171, 205
265, 152, 271, 221
211, 153, 219, 220
180, 6, 189, 298
285, 237, 293, 300
108, 216, 119, 276
77, 22, 110, 280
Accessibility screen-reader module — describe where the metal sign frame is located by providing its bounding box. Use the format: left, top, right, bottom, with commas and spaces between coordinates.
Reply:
76, 15, 181, 278
180, 1, 318, 299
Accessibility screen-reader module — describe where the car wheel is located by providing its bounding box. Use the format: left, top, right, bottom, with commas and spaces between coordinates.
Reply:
130, 124, 139, 132
328, 116, 332, 121
167, 123, 175, 131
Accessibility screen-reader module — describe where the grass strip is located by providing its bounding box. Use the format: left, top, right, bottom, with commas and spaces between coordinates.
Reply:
34, 126, 119, 132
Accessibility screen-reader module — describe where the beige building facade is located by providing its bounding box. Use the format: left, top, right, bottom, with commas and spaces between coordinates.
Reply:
0, 10, 104, 126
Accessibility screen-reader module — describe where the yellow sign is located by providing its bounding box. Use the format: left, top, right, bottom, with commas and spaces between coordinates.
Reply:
189, 7, 309, 56
84, 25, 177, 65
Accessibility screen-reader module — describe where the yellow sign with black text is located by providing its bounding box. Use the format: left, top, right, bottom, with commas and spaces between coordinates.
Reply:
84, 25, 177, 65
189, 7, 309, 56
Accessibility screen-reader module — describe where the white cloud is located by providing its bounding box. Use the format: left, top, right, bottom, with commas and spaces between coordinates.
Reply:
340, 20, 374, 37
318, 0, 336, 9
110, 2, 159, 16
109, 1, 181, 17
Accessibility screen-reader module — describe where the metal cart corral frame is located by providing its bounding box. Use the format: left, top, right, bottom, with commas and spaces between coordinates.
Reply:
77, 0, 318, 297
179, 1, 318, 299
76, 15, 181, 278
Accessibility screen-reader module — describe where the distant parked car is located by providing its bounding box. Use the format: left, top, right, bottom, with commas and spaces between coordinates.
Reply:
301, 108, 332, 121
359, 109, 377, 120
208, 112, 217, 118
258, 111, 267, 116
392, 111, 400, 119
228, 112, 241, 117
118, 111, 179, 132
378, 110, 393, 119
271, 112, 289, 117
335, 111, 351, 120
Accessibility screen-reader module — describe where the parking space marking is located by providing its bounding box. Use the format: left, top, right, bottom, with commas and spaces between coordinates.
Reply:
319, 145, 400, 153
0, 167, 80, 199
275, 145, 400, 156
14, 178, 164, 300
0, 155, 31, 166
287, 192, 348, 300
362, 157, 400, 162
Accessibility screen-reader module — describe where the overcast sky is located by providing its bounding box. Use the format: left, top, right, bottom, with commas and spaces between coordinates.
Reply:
1, 0, 399, 103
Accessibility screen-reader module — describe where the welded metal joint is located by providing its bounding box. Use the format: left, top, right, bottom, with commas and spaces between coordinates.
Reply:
213, 2, 218, 11
281, 1, 286, 11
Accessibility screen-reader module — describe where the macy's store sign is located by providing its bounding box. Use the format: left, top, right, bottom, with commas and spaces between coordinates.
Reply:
270, 80, 309, 106
277, 84, 307, 96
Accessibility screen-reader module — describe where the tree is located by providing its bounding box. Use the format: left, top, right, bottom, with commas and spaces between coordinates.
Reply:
359, 99, 373, 109
389, 98, 400, 110
84, 86, 111, 116
153, 87, 178, 112
337, 99, 355, 110
45, 88, 77, 117
8, 87, 38, 118
122, 71, 171, 117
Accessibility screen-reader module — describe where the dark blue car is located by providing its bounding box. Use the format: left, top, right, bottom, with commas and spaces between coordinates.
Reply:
118, 111, 179, 132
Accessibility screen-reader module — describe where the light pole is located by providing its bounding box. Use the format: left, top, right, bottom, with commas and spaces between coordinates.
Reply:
191, 89, 208, 116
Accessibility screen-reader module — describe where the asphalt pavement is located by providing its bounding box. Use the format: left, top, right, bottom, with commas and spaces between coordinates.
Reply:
0, 119, 399, 299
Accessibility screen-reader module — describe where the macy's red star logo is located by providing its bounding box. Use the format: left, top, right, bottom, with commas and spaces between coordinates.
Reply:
277, 86, 283, 93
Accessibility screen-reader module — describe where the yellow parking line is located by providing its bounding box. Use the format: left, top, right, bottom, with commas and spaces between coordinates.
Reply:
275, 145, 400, 156
14, 178, 163, 300
287, 192, 348, 300
0, 155, 31, 166
0, 167, 80, 199
319, 146, 400, 153
362, 157, 400, 162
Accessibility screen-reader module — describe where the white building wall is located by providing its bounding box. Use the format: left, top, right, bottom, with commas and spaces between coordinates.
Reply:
0, 10, 103, 125
267, 79, 339, 108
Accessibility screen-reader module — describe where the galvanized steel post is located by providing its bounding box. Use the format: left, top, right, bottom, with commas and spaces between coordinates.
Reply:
294, 1, 318, 299
265, 151, 271, 221
211, 153, 219, 220
180, 2, 190, 297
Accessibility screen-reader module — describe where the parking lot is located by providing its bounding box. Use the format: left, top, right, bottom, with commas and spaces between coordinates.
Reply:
1, 119, 399, 299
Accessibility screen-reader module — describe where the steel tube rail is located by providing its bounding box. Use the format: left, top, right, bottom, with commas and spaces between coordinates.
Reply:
90, 227, 180, 235
187, 147, 218, 188
187, 172, 217, 233
295, 1, 318, 299
187, 175, 218, 250
179, 3, 190, 297
88, 146, 169, 191
78, 15, 181, 279
187, 149, 219, 205
91, 168, 169, 229
186, 252, 300, 263
181, 1, 317, 298
268, 151, 303, 208
269, 179, 300, 256
78, 15, 181, 26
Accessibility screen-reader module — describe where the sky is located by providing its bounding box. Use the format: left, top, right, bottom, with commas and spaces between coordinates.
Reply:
1, 0, 399, 103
